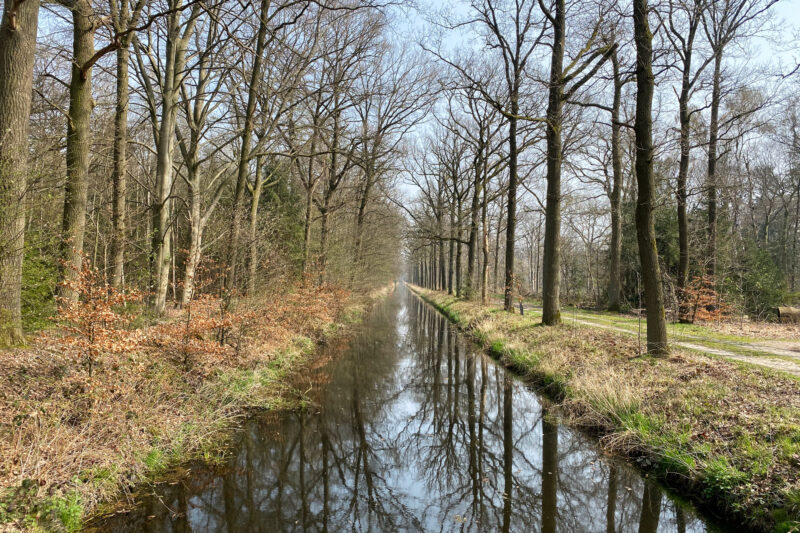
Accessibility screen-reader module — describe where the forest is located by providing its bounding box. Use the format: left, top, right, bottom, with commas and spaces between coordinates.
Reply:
404, 0, 800, 355
1, 0, 800, 530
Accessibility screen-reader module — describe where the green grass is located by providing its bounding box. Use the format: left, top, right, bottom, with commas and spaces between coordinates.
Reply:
408, 283, 800, 532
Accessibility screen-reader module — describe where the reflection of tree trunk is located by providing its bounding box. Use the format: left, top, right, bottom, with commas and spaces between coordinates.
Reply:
637, 482, 662, 533
446, 330, 453, 430
299, 410, 308, 529
434, 315, 444, 431
278, 426, 301, 526
675, 505, 687, 533
468, 354, 478, 511
502, 375, 513, 533
606, 466, 618, 533
452, 338, 461, 432
352, 370, 375, 510
173, 483, 189, 533
541, 408, 558, 533
478, 357, 487, 519
222, 460, 238, 531
245, 426, 256, 527
322, 429, 330, 533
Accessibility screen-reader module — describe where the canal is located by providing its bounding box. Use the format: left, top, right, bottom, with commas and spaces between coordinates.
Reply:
93, 285, 712, 532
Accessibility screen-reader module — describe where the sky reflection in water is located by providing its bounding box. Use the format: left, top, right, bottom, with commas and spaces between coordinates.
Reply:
95, 287, 711, 533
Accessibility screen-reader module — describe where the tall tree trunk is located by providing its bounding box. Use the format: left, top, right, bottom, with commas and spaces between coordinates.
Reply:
541, 0, 565, 325
503, 111, 518, 311
151, 5, 187, 314
674, 10, 702, 319
437, 184, 446, 290
353, 163, 374, 282
607, 50, 623, 312
494, 204, 503, 292
481, 182, 489, 304
248, 155, 265, 295
303, 182, 314, 275
319, 206, 329, 280
227, 0, 269, 292
439, 233, 446, 291
448, 204, 455, 294
633, 0, 669, 356
110, 35, 129, 287
706, 52, 722, 280
181, 175, 202, 306
456, 199, 463, 297
0, 0, 40, 345
59, 0, 95, 303
465, 158, 483, 299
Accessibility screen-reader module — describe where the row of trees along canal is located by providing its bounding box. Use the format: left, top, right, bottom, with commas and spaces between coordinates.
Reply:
0, 0, 435, 346
405, 0, 800, 355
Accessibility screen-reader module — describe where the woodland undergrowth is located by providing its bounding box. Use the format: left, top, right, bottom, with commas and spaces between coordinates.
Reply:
0, 260, 384, 532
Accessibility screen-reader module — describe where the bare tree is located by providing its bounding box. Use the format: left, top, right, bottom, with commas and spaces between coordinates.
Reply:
702, 0, 777, 280
134, 0, 203, 313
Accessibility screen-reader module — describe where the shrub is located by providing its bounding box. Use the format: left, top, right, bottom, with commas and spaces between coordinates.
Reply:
55, 255, 142, 375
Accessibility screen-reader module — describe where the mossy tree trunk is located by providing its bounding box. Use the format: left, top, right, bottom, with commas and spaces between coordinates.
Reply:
0, 0, 40, 345
58, 0, 95, 304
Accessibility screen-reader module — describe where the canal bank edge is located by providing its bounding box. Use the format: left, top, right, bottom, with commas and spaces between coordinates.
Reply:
0, 284, 396, 533
406, 283, 800, 533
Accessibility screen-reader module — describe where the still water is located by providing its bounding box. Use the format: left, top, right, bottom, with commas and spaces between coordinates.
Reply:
93, 286, 714, 532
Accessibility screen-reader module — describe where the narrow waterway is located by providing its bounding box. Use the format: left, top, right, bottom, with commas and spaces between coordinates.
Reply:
93, 285, 713, 532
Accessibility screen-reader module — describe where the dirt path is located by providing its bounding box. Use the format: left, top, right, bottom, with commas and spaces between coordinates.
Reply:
492, 299, 800, 375
562, 317, 800, 376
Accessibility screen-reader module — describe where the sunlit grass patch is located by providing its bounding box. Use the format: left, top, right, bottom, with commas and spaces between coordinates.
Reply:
408, 284, 800, 532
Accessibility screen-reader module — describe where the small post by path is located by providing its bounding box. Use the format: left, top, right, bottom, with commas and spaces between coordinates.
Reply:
519, 302, 524, 316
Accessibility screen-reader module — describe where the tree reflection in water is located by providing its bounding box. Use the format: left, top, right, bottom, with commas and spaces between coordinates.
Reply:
92, 288, 711, 532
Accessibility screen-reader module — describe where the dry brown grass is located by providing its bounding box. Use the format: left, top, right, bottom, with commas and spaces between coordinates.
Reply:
0, 284, 375, 532
411, 284, 800, 532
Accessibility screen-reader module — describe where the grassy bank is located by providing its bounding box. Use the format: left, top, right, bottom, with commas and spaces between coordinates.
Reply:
0, 284, 392, 532
409, 284, 800, 532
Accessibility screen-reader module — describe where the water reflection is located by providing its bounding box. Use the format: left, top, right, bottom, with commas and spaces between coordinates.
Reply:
92, 287, 710, 532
